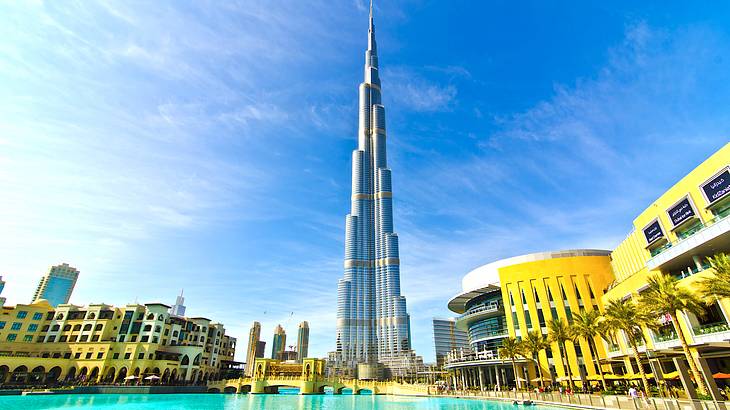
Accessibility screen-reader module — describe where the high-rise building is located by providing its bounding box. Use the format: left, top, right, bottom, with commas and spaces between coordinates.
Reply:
432, 318, 469, 368
170, 289, 186, 317
296, 321, 309, 363
271, 324, 286, 360
335, 1, 420, 378
255, 341, 266, 358
0, 275, 6, 306
32, 263, 79, 307
245, 321, 262, 376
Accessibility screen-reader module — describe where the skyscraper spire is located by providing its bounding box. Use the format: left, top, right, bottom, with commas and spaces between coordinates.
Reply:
334, 3, 421, 379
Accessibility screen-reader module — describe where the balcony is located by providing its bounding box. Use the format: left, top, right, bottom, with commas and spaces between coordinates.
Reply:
458, 303, 501, 320
692, 322, 730, 344
646, 211, 730, 272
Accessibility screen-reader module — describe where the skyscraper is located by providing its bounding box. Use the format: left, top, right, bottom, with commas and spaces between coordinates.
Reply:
432, 318, 469, 368
335, 1, 420, 377
170, 289, 186, 317
245, 321, 262, 376
32, 263, 79, 307
0, 275, 6, 306
271, 324, 286, 360
296, 321, 309, 363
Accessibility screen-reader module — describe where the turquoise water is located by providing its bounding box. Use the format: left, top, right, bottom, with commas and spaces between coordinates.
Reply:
0, 393, 559, 410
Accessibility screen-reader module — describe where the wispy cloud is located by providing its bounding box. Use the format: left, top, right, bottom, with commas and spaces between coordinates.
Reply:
383, 66, 459, 112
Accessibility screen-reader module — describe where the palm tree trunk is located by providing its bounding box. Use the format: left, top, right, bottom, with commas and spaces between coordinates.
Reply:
669, 313, 708, 395
511, 358, 520, 390
561, 342, 575, 389
627, 337, 651, 395
588, 339, 607, 390
535, 353, 545, 389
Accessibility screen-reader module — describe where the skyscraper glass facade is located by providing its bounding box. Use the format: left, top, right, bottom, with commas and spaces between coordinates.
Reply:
32, 263, 79, 307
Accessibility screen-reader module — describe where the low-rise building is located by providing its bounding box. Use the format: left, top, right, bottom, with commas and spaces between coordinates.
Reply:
0, 299, 236, 386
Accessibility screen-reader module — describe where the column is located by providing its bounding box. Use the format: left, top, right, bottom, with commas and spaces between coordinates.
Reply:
495, 367, 501, 390
479, 367, 485, 391
697, 356, 723, 402
673, 358, 698, 400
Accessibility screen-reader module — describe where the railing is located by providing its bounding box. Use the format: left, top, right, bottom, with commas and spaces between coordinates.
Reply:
433, 389, 730, 410
651, 211, 729, 257
693, 322, 730, 335
459, 304, 501, 319
653, 333, 678, 343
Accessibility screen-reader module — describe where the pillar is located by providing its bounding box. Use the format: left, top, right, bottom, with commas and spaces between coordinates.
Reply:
697, 356, 723, 402
461, 369, 466, 390
692, 255, 703, 272
673, 357, 698, 400
478, 367, 485, 391
495, 367, 501, 390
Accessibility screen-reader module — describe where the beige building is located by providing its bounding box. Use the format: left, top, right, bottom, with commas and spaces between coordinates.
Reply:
0, 299, 236, 385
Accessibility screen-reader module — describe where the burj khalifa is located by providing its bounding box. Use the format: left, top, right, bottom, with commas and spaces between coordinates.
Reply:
335, 1, 420, 378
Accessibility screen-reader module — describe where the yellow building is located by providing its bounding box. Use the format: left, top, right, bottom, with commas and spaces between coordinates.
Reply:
444, 143, 730, 393
0, 300, 237, 386
446, 250, 614, 389
604, 143, 730, 396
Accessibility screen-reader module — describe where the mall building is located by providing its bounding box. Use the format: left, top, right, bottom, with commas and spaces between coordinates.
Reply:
444, 143, 730, 393
0, 299, 237, 386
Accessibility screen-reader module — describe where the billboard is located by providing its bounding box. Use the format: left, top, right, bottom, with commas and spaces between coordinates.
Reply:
667, 196, 696, 228
643, 219, 665, 246
701, 168, 730, 206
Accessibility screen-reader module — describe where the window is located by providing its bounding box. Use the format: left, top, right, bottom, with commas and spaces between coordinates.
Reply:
87, 313, 96, 320
16, 311, 28, 319
70, 335, 78, 342
85, 352, 92, 359
83, 324, 92, 331
118, 335, 125, 342
55, 313, 64, 320
37, 336, 45, 343
28, 324, 38, 332
59, 335, 68, 342
47, 335, 56, 342
124, 353, 131, 359
140, 336, 149, 343
7, 334, 17, 341
63, 325, 71, 331
42, 325, 50, 332
95, 324, 103, 331
80, 335, 88, 342
74, 352, 81, 359
152, 336, 159, 344
63, 352, 71, 359
97, 352, 104, 359
0, 321, 5, 329
51, 325, 60, 331
143, 325, 152, 332
32, 312, 43, 320
113, 353, 120, 359
138, 353, 144, 359
73, 324, 81, 331
91, 335, 99, 342
11, 322, 22, 330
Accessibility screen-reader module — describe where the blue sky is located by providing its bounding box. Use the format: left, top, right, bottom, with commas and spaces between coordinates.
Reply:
1, 1, 729, 363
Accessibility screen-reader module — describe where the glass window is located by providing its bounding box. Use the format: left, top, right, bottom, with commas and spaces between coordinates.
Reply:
16, 311, 28, 319
97, 352, 103, 359
28, 324, 38, 332
0, 321, 5, 329
32, 312, 43, 320
7, 334, 17, 341
11, 322, 22, 331
113, 353, 119, 359
24, 335, 33, 342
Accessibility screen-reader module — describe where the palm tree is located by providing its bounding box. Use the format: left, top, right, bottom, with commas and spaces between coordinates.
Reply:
698, 253, 730, 300
498, 337, 524, 390
573, 310, 607, 390
547, 318, 575, 390
603, 298, 656, 395
521, 330, 549, 388
641, 273, 708, 395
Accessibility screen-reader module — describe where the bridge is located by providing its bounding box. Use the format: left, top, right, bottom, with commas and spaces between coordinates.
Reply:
206, 358, 427, 395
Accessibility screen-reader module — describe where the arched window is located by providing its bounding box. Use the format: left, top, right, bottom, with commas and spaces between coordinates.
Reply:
56, 314, 64, 320
143, 325, 152, 332
147, 314, 155, 320
158, 314, 164, 321
173, 331, 179, 337
193, 354, 201, 366
181, 355, 190, 365
83, 324, 92, 331
87, 313, 96, 320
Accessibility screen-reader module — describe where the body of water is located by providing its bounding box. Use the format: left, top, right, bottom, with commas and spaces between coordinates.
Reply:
0, 393, 559, 410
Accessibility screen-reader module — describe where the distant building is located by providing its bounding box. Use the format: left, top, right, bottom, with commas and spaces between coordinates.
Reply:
279, 350, 298, 362
32, 263, 79, 307
296, 321, 309, 363
170, 289, 186, 317
256, 341, 266, 358
271, 324, 286, 360
432, 318, 469, 368
0, 275, 6, 306
245, 321, 262, 376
